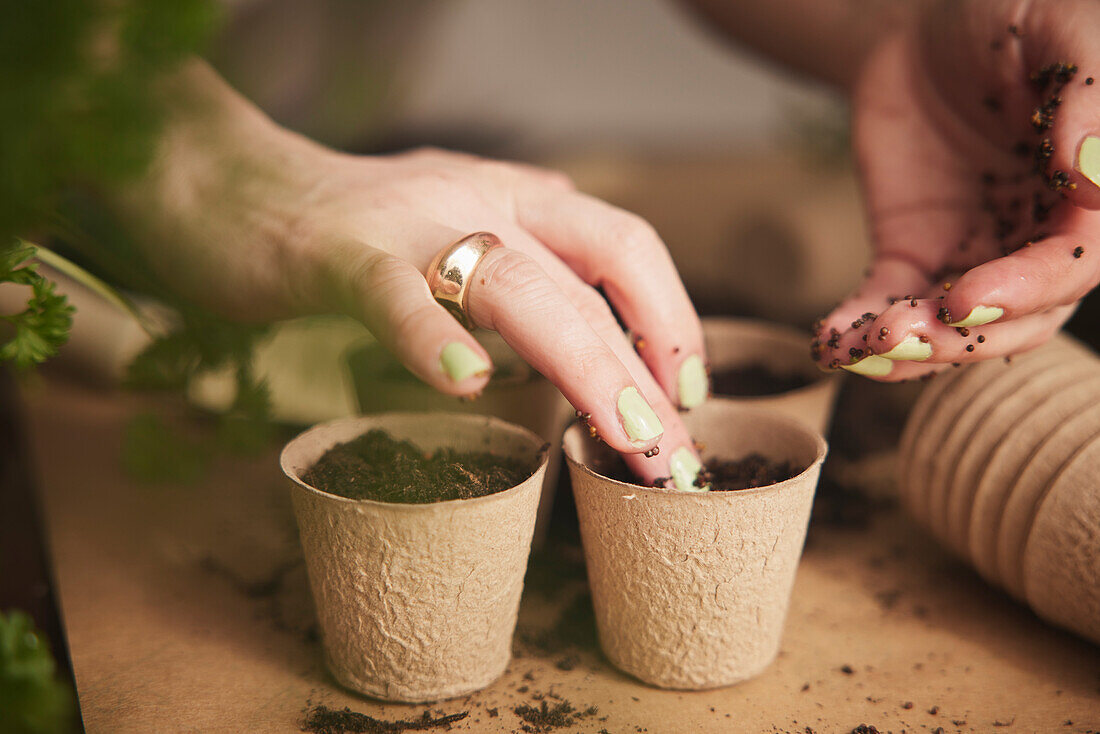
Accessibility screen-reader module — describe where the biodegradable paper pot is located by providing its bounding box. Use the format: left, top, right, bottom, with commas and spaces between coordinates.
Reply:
347, 332, 573, 546
563, 402, 827, 690
702, 318, 841, 434
281, 413, 549, 702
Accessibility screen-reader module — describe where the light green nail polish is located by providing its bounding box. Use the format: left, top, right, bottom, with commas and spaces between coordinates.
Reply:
670, 446, 707, 492
617, 386, 663, 444
880, 335, 932, 361
677, 354, 708, 409
947, 306, 1003, 328
439, 342, 490, 382
1077, 136, 1100, 188
841, 354, 894, 377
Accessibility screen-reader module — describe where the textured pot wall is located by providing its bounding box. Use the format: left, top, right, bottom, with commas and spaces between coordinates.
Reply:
282, 413, 547, 702
564, 403, 826, 689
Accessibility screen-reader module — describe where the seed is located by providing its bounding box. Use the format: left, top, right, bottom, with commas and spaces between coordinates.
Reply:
937, 307, 951, 323
910, 299, 918, 307
644, 446, 660, 458
919, 335, 930, 343
588, 424, 598, 438
1073, 246, 1085, 258
828, 358, 841, 369
977, 335, 986, 343
957, 327, 970, 337
943, 282, 952, 291
966, 344, 975, 352
850, 347, 864, 359
1088, 77, 1095, 85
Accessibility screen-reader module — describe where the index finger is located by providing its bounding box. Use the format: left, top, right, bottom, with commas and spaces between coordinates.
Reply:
515, 188, 709, 411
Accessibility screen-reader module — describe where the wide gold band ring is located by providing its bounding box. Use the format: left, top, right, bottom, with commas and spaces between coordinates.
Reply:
425, 232, 503, 329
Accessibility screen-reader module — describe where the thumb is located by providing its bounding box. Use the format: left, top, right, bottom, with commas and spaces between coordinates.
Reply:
1028, 5, 1100, 208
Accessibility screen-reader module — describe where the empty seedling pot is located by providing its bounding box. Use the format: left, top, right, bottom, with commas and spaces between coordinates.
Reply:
281, 413, 548, 702
563, 402, 827, 690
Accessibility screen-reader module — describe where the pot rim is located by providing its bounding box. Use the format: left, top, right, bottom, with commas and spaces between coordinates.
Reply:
562, 405, 827, 501
281, 412, 550, 511
701, 316, 840, 397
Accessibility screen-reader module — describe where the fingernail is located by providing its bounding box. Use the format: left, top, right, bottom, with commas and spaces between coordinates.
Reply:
1076, 136, 1100, 188
841, 354, 894, 376
617, 386, 664, 444
880, 335, 932, 361
670, 446, 707, 492
439, 342, 490, 381
677, 354, 708, 409
947, 306, 1003, 328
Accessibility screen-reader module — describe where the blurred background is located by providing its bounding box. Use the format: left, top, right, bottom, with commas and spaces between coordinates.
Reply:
0, 4, 867, 732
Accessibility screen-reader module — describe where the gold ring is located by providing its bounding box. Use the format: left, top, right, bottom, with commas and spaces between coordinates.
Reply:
425, 232, 503, 329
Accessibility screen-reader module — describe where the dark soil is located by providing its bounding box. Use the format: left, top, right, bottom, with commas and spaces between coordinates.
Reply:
594, 451, 799, 491
711, 364, 813, 397
513, 700, 599, 733
302, 429, 536, 503
701, 453, 798, 490
301, 706, 468, 734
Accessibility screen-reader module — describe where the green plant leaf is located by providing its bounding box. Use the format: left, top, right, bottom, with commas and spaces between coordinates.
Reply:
0, 610, 78, 734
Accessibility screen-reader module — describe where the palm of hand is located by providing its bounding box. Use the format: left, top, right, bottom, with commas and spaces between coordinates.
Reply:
816, 0, 1100, 379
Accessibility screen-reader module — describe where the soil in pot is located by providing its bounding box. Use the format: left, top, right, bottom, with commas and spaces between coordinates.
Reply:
593, 452, 798, 491
302, 429, 538, 503
710, 364, 812, 397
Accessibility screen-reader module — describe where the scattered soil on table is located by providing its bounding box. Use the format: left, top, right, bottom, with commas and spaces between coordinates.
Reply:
302, 429, 536, 503
594, 452, 798, 490
711, 364, 813, 397
519, 590, 599, 655
300, 705, 468, 734
513, 700, 599, 733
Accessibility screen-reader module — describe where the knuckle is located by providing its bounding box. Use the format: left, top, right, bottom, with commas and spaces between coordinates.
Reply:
607, 211, 661, 256
477, 251, 545, 299
572, 286, 617, 327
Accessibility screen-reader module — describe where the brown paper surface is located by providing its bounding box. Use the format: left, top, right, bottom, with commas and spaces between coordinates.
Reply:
564, 403, 826, 689
22, 376, 1100, 733
282, 414, 547, 702
701, 317, 840, 434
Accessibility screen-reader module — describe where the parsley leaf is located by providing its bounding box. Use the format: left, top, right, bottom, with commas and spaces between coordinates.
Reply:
0, 242, 74, 369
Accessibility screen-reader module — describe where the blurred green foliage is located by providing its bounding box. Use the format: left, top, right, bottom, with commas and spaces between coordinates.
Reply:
0, 0, 220, 242
0, 244, 74, 369
0, 611, 78, 734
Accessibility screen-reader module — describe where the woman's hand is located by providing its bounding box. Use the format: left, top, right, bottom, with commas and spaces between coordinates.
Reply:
815, 0, 1100, 380
113, 62, 708, 489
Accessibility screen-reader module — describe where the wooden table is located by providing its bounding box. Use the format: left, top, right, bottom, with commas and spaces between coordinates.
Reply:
20, 376, 1100, 733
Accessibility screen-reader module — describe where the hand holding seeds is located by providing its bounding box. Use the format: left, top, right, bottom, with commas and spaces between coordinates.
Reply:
813, 0, 1100, 381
